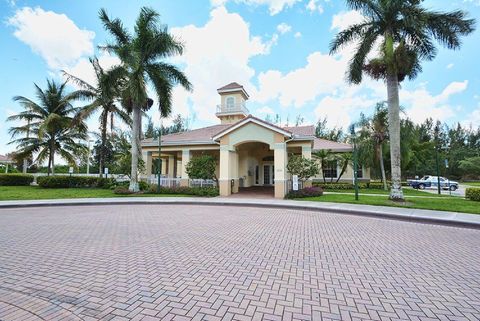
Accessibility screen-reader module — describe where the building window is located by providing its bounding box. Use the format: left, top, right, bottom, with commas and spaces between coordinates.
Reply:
226, 96, 235, 109
323, 160, 338, 178
357, 166, 363, 179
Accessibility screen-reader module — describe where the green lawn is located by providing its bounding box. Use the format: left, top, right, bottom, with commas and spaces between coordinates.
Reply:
301, 193, 480, 215
463, 182, 480, 187
326, 188, 447, 197
0, 186, 188, 200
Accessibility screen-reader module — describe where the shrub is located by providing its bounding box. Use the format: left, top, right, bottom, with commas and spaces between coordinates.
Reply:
113, 186, 134, 195
465, 187, 480, 202
366, 182, 388, 189
313, 182, 354, 190
146, 185, 219, 197
286, 187, 323, 199
0, 174, 34, 186
37, 175, 112, 188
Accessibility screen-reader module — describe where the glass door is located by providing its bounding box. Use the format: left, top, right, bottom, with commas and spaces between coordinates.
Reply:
263, 165, 274, 185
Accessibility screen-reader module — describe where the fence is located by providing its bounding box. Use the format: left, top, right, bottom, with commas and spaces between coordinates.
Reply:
147, 175, 181, 188
189, 179, 217, 188
31, 173, 130, 184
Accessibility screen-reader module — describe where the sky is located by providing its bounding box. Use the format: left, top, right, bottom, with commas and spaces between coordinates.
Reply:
0, 0, 479, 157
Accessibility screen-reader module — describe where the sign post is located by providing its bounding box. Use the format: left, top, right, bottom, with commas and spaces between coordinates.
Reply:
68, 167, 73, 188
104, 167, 109, 180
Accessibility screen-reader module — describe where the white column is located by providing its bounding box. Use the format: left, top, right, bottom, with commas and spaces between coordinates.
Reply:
168, 155, 175, 178
219, 145, 231, 196
142, 151, 152, 176
274, 143, 287, 198
180, 149, 190, 186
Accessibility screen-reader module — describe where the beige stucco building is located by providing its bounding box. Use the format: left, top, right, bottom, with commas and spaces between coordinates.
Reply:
141, 82, 369, 198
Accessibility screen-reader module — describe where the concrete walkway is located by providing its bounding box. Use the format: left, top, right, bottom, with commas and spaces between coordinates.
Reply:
1, 196, 479, 228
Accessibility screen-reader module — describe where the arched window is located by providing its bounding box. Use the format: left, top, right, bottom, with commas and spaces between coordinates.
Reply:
226, 96, 235, 109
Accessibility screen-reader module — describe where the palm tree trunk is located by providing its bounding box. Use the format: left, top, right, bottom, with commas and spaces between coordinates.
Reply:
378, 144, 387, 190
100, 111, 108, 177
129, 106, 141, 192
47, 140, 54, 176
386, 73, 404, 200
51, 147, 55, 175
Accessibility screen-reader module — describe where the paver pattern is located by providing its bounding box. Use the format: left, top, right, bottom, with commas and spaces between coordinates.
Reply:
0, 205, 479, 321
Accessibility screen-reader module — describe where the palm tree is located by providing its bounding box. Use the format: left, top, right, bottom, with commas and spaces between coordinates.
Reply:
63, 57, 131, 176
330, 0, 475, 200
334, 152, 352, 183
8, 80, 88, 175
313, 149, 333, 183
99, 7, 192, 192
358, 102, 389, 190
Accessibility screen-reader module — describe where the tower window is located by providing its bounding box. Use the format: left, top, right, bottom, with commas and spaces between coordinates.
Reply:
226, 96, 235, 109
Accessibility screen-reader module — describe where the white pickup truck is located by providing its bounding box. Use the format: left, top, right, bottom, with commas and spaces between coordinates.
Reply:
408, 176, 459, 191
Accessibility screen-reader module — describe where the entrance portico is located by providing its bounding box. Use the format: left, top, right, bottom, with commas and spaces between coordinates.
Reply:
213, 117, 292, 198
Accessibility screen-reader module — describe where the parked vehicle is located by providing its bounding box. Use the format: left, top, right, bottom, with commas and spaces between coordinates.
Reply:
408, 176, 459, 191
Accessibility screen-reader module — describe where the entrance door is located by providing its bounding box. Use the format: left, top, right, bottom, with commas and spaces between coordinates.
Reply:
263, 165, 274, 185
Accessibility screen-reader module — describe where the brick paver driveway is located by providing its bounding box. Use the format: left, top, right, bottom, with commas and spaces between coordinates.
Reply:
0, 205, 479, 321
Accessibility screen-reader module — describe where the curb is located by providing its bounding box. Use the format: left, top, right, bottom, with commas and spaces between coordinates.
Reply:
1, 198, 479, 229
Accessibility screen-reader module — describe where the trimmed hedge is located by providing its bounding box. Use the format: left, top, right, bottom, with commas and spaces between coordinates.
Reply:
312, 181, 392, 190
465, 188, 480, 202
145, 185, 220, 197
0, 174, 34, 186
37, 175, 113, 188
286, 187, 324, 199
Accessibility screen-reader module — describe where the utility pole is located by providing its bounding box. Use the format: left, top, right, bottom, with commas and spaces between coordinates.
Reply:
435, 145, 441, 195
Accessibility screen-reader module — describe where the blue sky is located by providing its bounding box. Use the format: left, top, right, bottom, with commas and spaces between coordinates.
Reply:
1, 0, 479, 157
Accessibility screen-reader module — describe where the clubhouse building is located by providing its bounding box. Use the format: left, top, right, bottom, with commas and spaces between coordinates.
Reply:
141, 82, 368, 198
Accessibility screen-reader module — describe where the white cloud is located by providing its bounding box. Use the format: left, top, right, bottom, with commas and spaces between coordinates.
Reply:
8, 7, 95, 70
211, 0, 302, 15
331, 10, 365, 31
306, 0, 324, 14
294, 31, 302, 38
314, 95, 375, 128
402, 81, 468, 123
446, 63, 454, 69
255, 51, 348, 108
256, 106, 275, 115
171, 6, 275, 122
277, 23, 292, 34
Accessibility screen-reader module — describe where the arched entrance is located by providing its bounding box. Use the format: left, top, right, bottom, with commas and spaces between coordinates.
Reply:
233, 141, 275, 198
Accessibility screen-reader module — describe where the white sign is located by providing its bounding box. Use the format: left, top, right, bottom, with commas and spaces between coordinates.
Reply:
104, 168, 109, 175
69, 167, 73, 174
292, 175, 299, 191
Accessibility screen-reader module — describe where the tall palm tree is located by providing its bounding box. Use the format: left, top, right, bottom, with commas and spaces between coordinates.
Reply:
8, 80, 88, 175
63, 57, 131, 176
330, 0, 475, 200
358, 102, 389, 190
313, 149, 333, 183
99, 7, 192, 192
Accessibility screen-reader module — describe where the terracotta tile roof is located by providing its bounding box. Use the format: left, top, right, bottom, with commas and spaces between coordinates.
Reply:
217, 82, 244, 91
141, 117, 350, 152
212, 115, 293, 140
0, 154, 13, 162
284, 125, 315, 137
142, 124, 230, 145
313, 138, 352, 152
